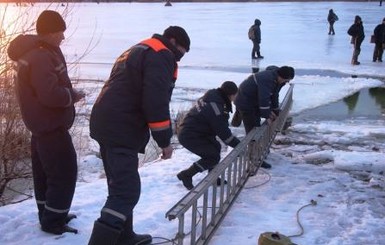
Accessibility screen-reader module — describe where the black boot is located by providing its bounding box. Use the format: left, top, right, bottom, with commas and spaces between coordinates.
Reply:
117, 215, 152, 245
121, 233, 152, 245
41, 224, 78, 235
65, 213, 77, 224
177, 164, 199, 190
261, 161, 272, 169
88, 221, 121, 245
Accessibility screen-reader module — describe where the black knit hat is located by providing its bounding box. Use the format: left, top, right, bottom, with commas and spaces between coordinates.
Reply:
277, 66, 295, 80
36, 10, 66, 35
163, 26, 191, 52
220, 81, 238, 96
354, 15, 362, 23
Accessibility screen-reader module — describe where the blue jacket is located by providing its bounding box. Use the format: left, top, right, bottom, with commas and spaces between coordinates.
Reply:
234, 66, 285, 119
7, 34, 76, 135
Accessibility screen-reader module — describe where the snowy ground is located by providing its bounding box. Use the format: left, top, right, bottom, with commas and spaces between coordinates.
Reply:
0, 2, 385, 245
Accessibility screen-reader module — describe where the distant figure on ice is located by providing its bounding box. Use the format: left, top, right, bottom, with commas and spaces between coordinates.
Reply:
372, 18, 385, 62
249, 18, 263, 59
348, 15, 365, 65
7, 10, 85, 235
327, 9, 338, 35
176, 81, 240, 190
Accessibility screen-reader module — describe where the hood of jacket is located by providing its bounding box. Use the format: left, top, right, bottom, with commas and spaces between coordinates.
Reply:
202, 88, 233, 113
7, 34, 42, 61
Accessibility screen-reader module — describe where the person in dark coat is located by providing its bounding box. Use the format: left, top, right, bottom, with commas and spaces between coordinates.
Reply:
348, 15, 365, 65
177, 81, 240, 190
327, 9, 338, 35
233, 66, 295, 169
7, 10, 85, 235
372, 18, 385, 62
251, 19, 263, 59
88, 26, 190, 245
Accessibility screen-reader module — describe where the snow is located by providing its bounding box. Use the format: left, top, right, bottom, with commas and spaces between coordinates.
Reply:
1, 2, 385, 245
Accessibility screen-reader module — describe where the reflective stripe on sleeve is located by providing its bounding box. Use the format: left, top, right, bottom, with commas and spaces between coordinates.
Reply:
148, 120, 171, 131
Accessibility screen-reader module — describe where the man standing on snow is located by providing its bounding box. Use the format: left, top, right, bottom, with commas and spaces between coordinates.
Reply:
232, 66, 295, 169
176, 81, 240, 190
372, 18, 385, 62
7, 10, 84, 235
250, 18, 264, 59
348, 15, 365, 65
88, 26, 190, 245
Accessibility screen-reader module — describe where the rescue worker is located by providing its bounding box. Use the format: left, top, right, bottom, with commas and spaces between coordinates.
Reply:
88, 26, 190, 245
233, 66, 295, 169
7, 10, 84, 234
177, 81, 240, 190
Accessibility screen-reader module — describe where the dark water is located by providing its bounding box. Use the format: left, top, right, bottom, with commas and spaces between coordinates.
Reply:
294, 87, 385, 122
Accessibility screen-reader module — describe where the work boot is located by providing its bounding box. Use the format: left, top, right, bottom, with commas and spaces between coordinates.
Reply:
41, 224, 78, 235
118, 215, 152, 245
257, 55, 264, 59
120, 233, 152, 245
65, 213, 77, 224
261, 161, 272, 169
177, 164, 199, 190
88, 221, 121, 245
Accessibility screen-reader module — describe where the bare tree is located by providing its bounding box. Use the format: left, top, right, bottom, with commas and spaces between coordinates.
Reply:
0, 5, 32, 203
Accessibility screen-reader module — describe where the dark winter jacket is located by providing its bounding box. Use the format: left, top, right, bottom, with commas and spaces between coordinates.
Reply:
178, 88, 240, 148
252, 21, 261, 43
373, 23, 385, 45
348, 22, 365, 46
327, 12, 338, 23
90, 34, 179, 151
234, 66, 285, 119
7, 34, 76, 135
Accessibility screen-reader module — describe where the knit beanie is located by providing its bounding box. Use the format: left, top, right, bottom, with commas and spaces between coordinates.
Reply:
36, 10, 66, 35
220, 81, 238, 96
277, 66, 295, 80
163, 26, 191, 52
354, 15, 362, 24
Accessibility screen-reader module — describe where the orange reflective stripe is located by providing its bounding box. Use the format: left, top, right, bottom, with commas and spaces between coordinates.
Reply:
141, 38, 178, 80
141, 38, 168, 52
148, 120, 170, 130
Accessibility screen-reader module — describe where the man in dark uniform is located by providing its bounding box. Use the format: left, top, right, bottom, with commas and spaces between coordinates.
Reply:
177, 81, 240, 190
7, 10, 85, 234
233, 66, 295, 169
88, 26, 190, 245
